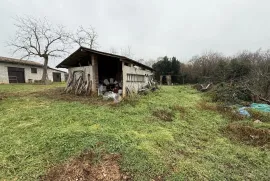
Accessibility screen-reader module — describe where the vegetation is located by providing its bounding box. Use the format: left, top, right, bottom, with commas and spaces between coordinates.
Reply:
0, 84, 269, 180
152, 56, 181, 83
153, 50, 270, 103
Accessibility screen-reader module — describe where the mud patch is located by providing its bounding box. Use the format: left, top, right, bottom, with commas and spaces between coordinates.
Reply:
40, 151, 130, 181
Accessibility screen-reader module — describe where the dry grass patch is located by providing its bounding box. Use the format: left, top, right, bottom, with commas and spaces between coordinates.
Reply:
171, 105, 188, 119
225, 122, 270, 148
171, 105, 187, 113
247, 108, 270, 122
152, 108, 175, 122
40, 151, 130, 181
197, 101, 244, 121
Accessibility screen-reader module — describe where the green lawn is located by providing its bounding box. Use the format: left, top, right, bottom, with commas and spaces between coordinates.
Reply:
0, 84, 269, 180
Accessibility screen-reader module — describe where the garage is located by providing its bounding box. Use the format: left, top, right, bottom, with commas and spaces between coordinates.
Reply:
52, 72, 61, 82
8, 67, 25, 83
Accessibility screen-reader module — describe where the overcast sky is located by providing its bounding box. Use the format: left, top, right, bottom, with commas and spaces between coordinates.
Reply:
0, 0, 270, 67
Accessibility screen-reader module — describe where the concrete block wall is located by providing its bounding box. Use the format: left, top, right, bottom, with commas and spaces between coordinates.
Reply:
122, 64, 153, 96
0, 63, 9, 83
0, 62, 66, 83
68, 65, 93, 83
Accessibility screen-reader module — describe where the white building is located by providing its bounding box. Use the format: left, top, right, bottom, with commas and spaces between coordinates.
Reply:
0, 56, 67, 84
57, 47, 154, 97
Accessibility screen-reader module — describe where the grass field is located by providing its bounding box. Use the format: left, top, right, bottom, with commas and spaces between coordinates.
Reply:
0, 83, 269, 180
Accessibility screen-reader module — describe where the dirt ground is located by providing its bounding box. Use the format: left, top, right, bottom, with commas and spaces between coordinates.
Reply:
3, 87, 114, 106
40, 151, 130, 181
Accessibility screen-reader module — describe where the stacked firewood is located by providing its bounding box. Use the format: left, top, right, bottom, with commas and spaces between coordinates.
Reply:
64, 70, 92, 95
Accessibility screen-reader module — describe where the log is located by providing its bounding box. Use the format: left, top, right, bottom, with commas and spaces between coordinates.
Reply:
200, 83, 212, 92
259, 96, 270, 105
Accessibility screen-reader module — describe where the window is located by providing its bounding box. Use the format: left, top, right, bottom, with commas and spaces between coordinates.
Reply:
31, 68, 37, 74
127, 74, 145, 82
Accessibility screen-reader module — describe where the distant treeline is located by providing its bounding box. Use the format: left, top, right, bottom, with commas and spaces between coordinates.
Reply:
152, 49, 270, 100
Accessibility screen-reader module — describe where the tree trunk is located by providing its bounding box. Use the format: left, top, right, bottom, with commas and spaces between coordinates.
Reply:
41, 56, 49, 84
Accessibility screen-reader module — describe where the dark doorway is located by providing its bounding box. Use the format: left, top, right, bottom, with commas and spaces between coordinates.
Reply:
53, 72, 61, 82
8, 67, 25, 83
98, 56, 122, 83
161, 76, 166, 84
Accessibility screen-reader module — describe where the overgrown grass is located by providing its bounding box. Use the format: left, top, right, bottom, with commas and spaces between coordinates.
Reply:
0, 83, 66, 96
0, 84, 269, 180
197, 100, 270, 149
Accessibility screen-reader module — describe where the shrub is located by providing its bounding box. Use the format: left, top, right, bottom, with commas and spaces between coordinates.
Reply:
209, 83, 252, 104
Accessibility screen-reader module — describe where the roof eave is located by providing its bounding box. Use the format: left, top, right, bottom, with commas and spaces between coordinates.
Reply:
57, 46, 154, 71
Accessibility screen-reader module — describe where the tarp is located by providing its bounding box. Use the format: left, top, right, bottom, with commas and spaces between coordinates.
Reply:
250, 103, 270, 113
238, 107, 250, 117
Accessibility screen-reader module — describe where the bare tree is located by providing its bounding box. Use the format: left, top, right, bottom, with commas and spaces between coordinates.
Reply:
109, 47, 118, 54
70, 26, 98, 49
121, 46, 134, 58
8, 16, 70, 83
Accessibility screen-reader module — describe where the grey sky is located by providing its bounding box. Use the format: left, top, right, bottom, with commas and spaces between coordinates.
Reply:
0, 0, 270, 67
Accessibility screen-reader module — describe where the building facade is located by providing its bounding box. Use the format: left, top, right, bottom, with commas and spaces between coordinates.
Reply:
0, 57, 66, 84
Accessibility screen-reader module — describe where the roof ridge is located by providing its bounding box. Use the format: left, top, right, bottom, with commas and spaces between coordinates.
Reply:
0, 56, 43, 65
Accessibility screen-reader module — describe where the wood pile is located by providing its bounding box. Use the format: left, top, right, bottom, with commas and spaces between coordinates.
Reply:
64, 70, 92, 95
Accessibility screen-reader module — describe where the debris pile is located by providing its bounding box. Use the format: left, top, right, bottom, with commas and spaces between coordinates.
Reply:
194, 83, 212, 92
137, 79, 158, 95
99, 78, 123, 103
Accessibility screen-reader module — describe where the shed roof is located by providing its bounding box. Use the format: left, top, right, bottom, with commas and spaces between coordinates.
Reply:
56, 47, 154, 71
0, 56, 67, 73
